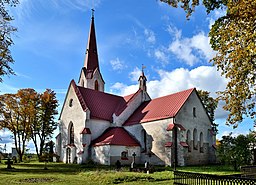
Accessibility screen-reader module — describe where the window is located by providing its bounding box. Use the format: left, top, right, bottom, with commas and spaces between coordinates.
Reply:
193, 107, 196, 117
186, 130, 191, 152
141, 129, 147, 152
193, 128, 198, 150
81, 79, 84, 87
69, 99, 73, 107
121, 151, 128, 160
200, 132, 204, 153
95, 80, 99, 91
69, 122, 74, 144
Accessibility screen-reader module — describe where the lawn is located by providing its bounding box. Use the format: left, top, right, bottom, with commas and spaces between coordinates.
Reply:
0, 162, 173, 185
0, 162, 239, 185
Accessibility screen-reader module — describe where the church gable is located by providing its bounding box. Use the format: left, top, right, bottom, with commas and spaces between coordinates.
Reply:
59, 80, 88, 121
175, 90, 212, 126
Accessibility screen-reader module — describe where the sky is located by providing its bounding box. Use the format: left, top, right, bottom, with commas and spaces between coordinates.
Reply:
0, 0, 254, 153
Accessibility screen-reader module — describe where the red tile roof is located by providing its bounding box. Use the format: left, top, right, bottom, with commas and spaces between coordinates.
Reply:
166, 123, 175, 131
166, 123, 186, 131
77, 86, 127, 121
71, 80, 136, 121
165, 142, 173, 147
91, 127, 140, 146
180, 142, 189, 147
124, 88, 195, 126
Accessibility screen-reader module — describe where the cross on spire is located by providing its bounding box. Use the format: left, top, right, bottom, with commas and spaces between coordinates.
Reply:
142, 64, 146, 73
91, 9, 95, 18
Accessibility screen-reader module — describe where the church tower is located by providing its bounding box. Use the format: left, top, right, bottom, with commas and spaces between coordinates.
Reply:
78, 10, 105, 92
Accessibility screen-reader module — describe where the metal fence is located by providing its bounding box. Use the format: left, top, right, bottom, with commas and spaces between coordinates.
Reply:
174, 170, 256, 185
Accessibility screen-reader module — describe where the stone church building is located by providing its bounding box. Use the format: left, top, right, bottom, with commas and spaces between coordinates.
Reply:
55, 14, 216, 166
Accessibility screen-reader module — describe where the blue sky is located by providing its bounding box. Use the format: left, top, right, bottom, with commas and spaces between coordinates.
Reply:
0, 0, 254, 152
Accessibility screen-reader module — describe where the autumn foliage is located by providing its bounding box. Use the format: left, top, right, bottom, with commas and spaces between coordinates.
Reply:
0, 88, 58, 161
160, 0, 256, 126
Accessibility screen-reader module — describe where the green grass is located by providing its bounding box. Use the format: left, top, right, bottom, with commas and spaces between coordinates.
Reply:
0, 162, 239, 185
177, 165, 240, 175
0, 162, 173, 185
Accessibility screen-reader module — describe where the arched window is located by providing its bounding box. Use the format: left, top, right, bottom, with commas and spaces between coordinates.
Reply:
200, 132, 204, 153
95, 80, 99, 91
193, 128, 198, 150
186, 130, 191, 152
141, 129, 147, 152
69, 122, 74, 144
81, 79, 84, 87
69, 99, 73, 107
193, 107, 196, 117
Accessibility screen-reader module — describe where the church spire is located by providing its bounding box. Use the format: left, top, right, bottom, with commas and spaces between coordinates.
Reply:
79, 10, 105, 92
138, 64, 147, 91
84, 9, 100, 72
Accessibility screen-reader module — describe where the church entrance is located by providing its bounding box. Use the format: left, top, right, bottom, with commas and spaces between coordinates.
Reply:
66, 148, 71, 163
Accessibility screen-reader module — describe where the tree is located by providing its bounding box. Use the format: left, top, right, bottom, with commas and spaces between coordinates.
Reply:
0, 0, 19, 82
160, 0, 256, 126
0, 88, 58, 161
0, 89, 37, 161
197, 90, 218, 131
30, 89, 58, 160
209, 0, 256, 126
247, 130, 256, 164
217, 133, 252, 170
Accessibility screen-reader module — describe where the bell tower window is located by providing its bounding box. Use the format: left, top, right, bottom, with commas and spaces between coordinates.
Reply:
95, 80, 99, 91
81, 79, 84, 87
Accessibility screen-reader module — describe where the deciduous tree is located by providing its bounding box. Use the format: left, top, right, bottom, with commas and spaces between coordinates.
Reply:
0, 89, 38, 161
160, 0, 256, 126
217, 133, 252, 170
198, 90, 218, 132
0, 88, 58, 161
30, 89, 58, 160
0, 0, 19, 82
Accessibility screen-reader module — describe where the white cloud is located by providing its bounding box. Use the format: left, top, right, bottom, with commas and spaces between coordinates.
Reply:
110, 82, 137, 96
0, 84, 19, 95
144, 29, 156, 44
110, 65, 228, 119
169, 38, 198, 66
129, 67, 141, 82
190, 32, 215, 60
110, 58, 127, 71
154, 49, 169, 65
166, 25, 215, 66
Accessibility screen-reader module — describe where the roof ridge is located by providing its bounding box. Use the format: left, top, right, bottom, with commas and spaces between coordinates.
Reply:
123, 88, 196, 126
71, 80, 88, 111
151, 88, 195, 101
77, 85, 123, 99
114, 89, 142, 116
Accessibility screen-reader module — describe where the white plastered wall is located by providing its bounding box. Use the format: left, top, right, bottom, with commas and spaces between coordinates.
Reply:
59, 85, 87, 163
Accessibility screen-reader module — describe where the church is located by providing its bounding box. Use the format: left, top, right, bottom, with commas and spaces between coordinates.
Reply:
55, 13, 216, 166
